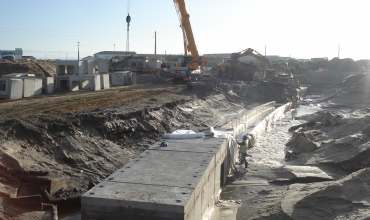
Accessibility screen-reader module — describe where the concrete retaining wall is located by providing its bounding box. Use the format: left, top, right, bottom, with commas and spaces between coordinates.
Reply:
223, 102, 276, 136
249, 103, 291, 140
81, 101, 287, 220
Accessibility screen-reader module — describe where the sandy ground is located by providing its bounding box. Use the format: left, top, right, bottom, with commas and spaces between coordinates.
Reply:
210, 71, 370, 220
0, 72, 292, 219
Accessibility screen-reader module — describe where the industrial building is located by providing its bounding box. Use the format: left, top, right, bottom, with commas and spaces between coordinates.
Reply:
93, 51, 136, 60
0, 48, 23, 59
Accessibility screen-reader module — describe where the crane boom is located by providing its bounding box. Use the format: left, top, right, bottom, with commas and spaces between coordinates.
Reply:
173, 0, 199, 57
169, 0, 208, 83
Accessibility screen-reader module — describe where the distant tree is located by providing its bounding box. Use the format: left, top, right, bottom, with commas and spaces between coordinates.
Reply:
165, 55, 181, 62
206, 56, 223, 68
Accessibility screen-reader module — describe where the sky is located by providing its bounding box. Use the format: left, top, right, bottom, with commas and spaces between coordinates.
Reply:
1, 0, 369, 61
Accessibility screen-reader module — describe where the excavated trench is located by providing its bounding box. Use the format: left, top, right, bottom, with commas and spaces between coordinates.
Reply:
207, 97, 348, 220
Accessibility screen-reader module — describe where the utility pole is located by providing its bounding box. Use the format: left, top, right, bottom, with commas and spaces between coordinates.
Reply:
114, 44, 115, 51
126, 14, 131, 56
338, 44, 340, 58
78, 42, 80, 60
154, 31, 157, 56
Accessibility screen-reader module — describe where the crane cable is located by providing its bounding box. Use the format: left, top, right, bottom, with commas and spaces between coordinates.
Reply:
127, 0, 131, 14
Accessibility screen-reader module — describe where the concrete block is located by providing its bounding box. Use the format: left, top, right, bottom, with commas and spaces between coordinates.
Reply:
100, 74, 110, 89
147, 59, 162, 69
17, 174, 70, 196
23, 78, 36, 97
82, 137, 223, 220
70, 81, 79, 91
34, 78, 42, 95
78, 62, 85, 75
98, 59, 108, 73
0, 80, 6, 96
80, 80, 90, 90
132, 72, 137, 85
43, 77, 54, 94
84, 60, 95, 74
110, 72, 125, 86
93, 75, 101, 91
56, 60, 83, 75
9, 79, 23, 99
67, 75, 101, 92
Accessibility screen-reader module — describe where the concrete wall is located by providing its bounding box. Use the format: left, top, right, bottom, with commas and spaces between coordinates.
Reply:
81, 102, 279, 220
43, 77, 54, 94
83, 60, 95, 74
68, 75, 101, 92
147, 59, 162, 69
98, 59, 108, 73
0, 74, 46, 98
0, 78, 23, 99
100, 74, 110, 89
56, 61, 82, 75
223, 102, 276, 136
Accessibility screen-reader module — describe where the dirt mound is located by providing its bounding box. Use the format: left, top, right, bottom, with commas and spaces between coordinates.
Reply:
0, 59, 56, 77
282, 168, 370, 219
326, 57, 358, 71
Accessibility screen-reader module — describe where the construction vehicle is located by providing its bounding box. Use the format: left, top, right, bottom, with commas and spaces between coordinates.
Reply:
218, 48, 293, 85
170, 0, 208, 82
217, 48, 257, 81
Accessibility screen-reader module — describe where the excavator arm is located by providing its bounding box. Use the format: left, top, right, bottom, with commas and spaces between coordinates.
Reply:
230, 48, 274, 69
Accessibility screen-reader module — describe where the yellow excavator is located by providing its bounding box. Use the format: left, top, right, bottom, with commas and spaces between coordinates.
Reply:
218, 48, 293, 85
170, 0, 208, 82
218, 48, 257, 81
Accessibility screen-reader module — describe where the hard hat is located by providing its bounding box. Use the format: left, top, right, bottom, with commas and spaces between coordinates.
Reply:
242, 135, 248, 140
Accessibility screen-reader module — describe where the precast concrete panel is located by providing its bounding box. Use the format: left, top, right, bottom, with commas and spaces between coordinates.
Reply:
34, 78, 42, 95
84, 60, 95, 74
43, 77, 54, 94
147, 59, 162, 69
100, 74, 110, 89
70, 81, 80, 91
93, 75, 101, 91
23, 78, 36, 97
98, 59, 108, 73
110, 72, 125, 86
9, 79, 23, 99
82, 137, 222, 220
78, 61, 84, 75
56, 61, 80, 75
132, 72, 137, 85
80, 80, 90, 90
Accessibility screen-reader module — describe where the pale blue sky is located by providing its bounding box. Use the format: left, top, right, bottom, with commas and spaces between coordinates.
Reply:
1, 0, 369, 60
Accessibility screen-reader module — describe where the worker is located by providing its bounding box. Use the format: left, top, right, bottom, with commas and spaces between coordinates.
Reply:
236, 135, 249, 168
128, 72, 132, 85
289, 96, 297, 109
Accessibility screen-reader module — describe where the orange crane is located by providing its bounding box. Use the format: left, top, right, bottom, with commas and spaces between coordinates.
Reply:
170, 0, 208, 82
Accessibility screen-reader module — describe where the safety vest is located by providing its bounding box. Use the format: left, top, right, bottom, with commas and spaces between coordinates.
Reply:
239, 141, 248, 153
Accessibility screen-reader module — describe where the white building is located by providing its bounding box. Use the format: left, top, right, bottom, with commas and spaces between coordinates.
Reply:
94, 51, 136, 60
0, 48, 23, 59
